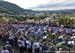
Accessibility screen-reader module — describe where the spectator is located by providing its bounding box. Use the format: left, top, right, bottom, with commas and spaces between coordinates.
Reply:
17, 38, 25, 53
1, 47, 9, 53
32, 41, 40, 53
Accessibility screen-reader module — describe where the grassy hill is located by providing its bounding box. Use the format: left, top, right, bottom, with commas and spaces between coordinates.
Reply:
0, 1, 33, 15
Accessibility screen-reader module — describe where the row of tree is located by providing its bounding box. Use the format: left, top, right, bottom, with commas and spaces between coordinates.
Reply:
0, 15, 75, 28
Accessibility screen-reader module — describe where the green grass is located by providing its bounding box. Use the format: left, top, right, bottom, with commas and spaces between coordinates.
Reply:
0, 17, 6, 22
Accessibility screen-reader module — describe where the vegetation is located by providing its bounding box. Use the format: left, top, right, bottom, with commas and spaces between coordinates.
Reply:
1, 1, 75, 16
57, 17, 75, 27
35, 15, 47, 19
0, 17, 6, 22
0, 1, 33, 15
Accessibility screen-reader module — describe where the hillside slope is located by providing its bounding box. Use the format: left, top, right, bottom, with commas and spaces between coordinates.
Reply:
0, 1, 33, 15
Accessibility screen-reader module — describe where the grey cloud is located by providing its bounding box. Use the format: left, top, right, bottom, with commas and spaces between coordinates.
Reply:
31, 0, 75, 9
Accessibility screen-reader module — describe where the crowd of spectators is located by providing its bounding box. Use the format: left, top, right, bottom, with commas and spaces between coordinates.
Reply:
0, 23, 75, 53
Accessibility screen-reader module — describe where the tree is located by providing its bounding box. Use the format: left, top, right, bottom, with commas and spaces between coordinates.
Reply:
58, 17, 74, 27
35, 15, 47, 20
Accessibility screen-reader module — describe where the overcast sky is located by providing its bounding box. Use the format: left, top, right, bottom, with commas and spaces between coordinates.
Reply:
4, 0, 75, 10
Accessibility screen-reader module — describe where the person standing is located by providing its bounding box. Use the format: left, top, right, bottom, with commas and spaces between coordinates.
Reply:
17, 38, 25, 53
26, 40, 32, 53
1, 47, 9, 53
32, 41, 40, 53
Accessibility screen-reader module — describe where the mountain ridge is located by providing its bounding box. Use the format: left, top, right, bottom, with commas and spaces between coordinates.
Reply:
0, 1, 34, 15
0, 1, 75, 15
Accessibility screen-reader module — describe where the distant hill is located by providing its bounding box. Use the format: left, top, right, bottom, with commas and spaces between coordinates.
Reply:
50, 9, 75, 14
38, 9, 75, 15
0, 1, 75, 15
0, 1, 34, 15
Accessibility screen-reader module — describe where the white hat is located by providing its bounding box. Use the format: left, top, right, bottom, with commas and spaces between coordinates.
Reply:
72, 29, 75, 32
